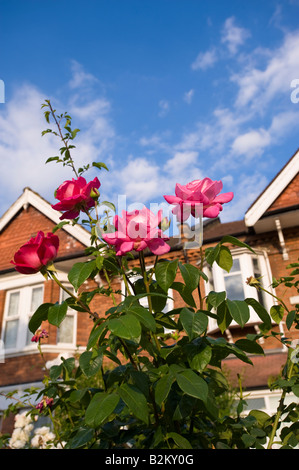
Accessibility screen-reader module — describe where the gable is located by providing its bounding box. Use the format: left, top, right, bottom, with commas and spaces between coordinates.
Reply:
265, 172, 299, 214
245, 149, 299, 230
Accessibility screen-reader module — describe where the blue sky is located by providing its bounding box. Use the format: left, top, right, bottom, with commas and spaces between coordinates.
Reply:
1, 0, 299, 232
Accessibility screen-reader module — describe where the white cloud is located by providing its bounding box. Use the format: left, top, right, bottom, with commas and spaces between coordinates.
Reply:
191, 48, 217, 71
68, 60, 99, 89
221, 17, 250, 55
231, 110, 298, 159
231, 128, 271, 157
232, 30, 299, 109
158, 99, 170, 117
183, 89, 195, 104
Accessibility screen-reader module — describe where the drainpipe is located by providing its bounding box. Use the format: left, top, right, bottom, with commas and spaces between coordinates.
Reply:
275, 218, 289, 260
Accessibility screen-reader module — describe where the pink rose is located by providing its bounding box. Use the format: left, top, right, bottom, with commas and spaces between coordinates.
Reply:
11, 231, 59, 274
164, 178, 234, 221
52, 176, 101, 220
102, 207, 171, 256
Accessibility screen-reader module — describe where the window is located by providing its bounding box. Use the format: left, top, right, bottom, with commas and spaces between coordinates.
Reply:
203, 248, 274, 331
56, 287, 77, 345
2, 285, 44, 351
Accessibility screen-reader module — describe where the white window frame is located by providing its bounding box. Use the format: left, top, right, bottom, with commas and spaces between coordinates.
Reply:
1, 283, 44, 353
203, 248, 276, 332
56, 285, 77, 347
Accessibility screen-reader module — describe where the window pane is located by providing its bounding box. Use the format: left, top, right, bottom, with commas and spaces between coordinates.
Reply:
230, 258, 241, 273
7, 292, 20, 317
4, 320, 19, 348
26, 324, 33, 345
31, 287, 43, 312
224, 274, 245, 300
243, 397, 265, 411
57, 316, 74, 344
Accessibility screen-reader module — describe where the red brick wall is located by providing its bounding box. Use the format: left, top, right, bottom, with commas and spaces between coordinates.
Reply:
266, 172, 299, 213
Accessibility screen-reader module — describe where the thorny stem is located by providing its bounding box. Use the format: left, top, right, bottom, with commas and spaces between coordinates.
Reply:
46, 100, 79, 179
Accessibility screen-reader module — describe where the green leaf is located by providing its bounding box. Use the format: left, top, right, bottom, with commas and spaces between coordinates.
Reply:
92, 161, 109, 171
207, 291, 226, 309
216, 245, 233, 272
155, 259, 178, 292
85, 392, 119, 428
79, 350, 103, 377
45, 156, 60, 164
286, 310, 296, 330
179, 308, 208, 340
86, 321, 107, 350
245, 298, 272, 330
126, 305, 156, 332
270, 304, 284, 324
235, 338, 264, 355
48, 302, 68, 327
241, 433, 256, 448
205, 245, 221, 266
155, 374, 175, 407
216, 301, 232, 333
226, 299, 250, 328
108, 314, 141, 343
219, 235, 255, 253
249, 409, 271, 426
49, 364, 63, 381
175, 370, 208, 402
188, 345, 212, 372
67, 427, 94, 449
171, 282, 196, 308
118, 383, 149, 424
178, 262, 201, 291
29, 302, 53, 333
68, 260, 96, 291
167, 432, 192, 449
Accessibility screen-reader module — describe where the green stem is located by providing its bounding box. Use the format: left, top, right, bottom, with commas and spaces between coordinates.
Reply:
267, 359, 295, 448
47, 101, 79, 179
139, 251, 161, 353
48, 407, 65, 448
198, 246, 205, 310
103, 268, 117, 307
50, 271, 99, 320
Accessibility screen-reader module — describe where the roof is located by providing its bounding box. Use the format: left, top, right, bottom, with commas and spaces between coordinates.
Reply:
202, 218, 248, 242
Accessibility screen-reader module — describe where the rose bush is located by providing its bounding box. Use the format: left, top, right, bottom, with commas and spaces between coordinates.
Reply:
2, 101, 299, 451
52, 176, 101, 220
11, 231, 59, 275
164, 178, 234, 221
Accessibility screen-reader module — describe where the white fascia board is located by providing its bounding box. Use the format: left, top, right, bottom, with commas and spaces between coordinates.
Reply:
245, 150, 299, 227
0, 188, 91, 247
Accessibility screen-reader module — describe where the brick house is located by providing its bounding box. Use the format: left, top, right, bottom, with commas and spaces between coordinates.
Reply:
0, 149, 298, 432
